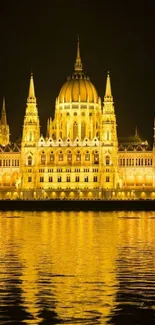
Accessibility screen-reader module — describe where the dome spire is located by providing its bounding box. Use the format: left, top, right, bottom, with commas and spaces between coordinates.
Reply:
74, 36, 83, 72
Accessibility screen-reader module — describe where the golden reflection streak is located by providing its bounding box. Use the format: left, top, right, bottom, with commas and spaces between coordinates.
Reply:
0, 211, 155, 323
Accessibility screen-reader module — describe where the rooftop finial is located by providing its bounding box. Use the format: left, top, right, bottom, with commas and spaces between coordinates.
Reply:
74, 35, 83, 72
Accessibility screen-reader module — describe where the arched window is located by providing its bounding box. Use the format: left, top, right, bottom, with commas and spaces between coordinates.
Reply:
58, 151, 63, 161
85, 151, 90, 161
41, 152, 46, 165
29, 132, 33, 141
107, 130, 110, 140
76, 151, 81, 161
94, 151, 99, 164
105, 156, 110, 165
73, 122, 78, 140
28, 156, 32, 166
50, 152, 54, 162
96, 131, 100, 139
66, 176, 70, 182
81, 123, 86, 140
67, 151, 72, 162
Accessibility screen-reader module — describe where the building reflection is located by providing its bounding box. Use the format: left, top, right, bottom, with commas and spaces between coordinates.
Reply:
0, 211, 155, 324
108, 211, 155, 324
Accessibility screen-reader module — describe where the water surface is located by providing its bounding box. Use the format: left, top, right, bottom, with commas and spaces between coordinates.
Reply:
0, 211, 155, 324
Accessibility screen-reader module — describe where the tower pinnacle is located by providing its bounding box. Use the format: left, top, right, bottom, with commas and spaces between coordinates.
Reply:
135, 126, 138, 137
104, 71, 113, 102
27, 73, 36, 103
1, 97, 7, 125
74, 36, 83, 72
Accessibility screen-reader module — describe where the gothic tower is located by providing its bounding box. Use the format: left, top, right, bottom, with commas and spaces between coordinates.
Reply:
100, 72, 119, 190
20, 74, 40, 197
0, 97, 10, 146
22, 73, 40, 146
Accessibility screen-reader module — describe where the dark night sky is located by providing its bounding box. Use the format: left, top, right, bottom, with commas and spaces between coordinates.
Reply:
0, 0, 155, 143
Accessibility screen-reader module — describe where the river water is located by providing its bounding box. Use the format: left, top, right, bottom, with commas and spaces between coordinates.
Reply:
0, 211, 155, 325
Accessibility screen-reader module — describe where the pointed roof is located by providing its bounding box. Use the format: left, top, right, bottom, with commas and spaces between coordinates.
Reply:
1, 97, 7, 125
27, 73, 36, 103
104, 71, 113, 102
74, 36, 83, 72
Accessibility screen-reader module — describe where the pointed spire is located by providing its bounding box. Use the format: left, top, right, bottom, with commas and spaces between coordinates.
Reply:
1, 97, 7, 125
104, 71, 113, 102
2, 97, 6, 112
135, 126, 138, 137
27, 73, 36, 103
74, 36, 83, 72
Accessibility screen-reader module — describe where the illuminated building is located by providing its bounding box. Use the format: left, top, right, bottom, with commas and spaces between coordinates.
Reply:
0, 39, 155, 200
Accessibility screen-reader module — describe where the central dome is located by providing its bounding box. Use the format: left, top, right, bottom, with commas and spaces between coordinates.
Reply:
58, 39, 99, 104
59, 74, 98, 103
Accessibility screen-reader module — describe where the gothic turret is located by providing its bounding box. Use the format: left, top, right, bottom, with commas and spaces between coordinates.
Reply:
0, 97, 10, 146
100, 72, 119, 191
22, 73, 40, 146
103, 72, 114, 112
102, 72, 117, 141
1, 97, 7, 125
20, 74, 40, 195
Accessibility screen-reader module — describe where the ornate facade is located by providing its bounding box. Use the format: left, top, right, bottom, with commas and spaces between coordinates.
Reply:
0, 40, 155, 200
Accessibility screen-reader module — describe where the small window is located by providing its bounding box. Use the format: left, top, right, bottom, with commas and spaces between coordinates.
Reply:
94, 152, 99, 164
58, 176, 62, 182
40, 176, 44, 182
41, 152, 46, 165
50, 152, 54, 162
76, 151, 81, 161
49, 176, 53, 182
105, 156, 110, 165
66, 176, 70, 182
85, 152, 90, 161
75, 176, 80, 182
28, 156, 32, 166
28, 176, 32, 182
93, 176, 98, 182
67, 152, 72, 162
58, 152, 63, 161
107, 130, 110, 141
84, 176, 89, 182
106, 176, 110, 182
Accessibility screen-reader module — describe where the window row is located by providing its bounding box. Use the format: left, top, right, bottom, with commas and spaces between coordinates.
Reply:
28, 176, 99, 183
39, 152, 99, 164
37, 168, 99, 173
28, 153, 111, 166
119, 158, 152, 167
0, 159, 20, 167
